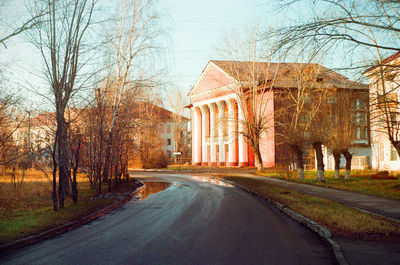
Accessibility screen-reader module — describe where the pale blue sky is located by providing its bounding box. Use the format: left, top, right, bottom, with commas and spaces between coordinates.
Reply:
0, 0, 351, 110
162, 0, 282, 95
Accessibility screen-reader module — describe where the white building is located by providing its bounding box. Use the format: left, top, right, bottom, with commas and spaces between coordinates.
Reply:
364, 51, 400, 170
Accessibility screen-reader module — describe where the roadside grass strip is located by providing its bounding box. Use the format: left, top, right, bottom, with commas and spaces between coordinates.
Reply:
222, 176, 400, 242
0, 170, 138, 245
256, 169, 400, 200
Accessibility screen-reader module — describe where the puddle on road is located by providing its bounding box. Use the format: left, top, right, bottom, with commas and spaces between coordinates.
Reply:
136, 181, 171, 200
190, 176, 233, 188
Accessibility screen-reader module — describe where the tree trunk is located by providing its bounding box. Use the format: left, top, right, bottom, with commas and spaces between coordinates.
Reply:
102, 109, 118, 185
71, 139, 81, 204
389, 139, 400, 158
312, 142, 325, 182
51, 136, 58, 211
103, 131, 113, 184
253, 144, 264, 172
291, 145, 304, 180
342, 150, 352, 180
333, 150, 341, 179
57, 116, 70, 209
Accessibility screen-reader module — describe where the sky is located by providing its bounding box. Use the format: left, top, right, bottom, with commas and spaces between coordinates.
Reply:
162, 0, 281, 96
0, 0, 283, 109
0, 0, 345, 111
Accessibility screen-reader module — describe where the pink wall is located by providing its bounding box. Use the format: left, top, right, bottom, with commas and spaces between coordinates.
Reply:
191, 63, 234, 103
191, 108, 194, 164
258, 91, 275, 168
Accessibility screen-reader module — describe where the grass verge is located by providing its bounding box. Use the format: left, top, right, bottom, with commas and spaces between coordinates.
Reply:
256, 169, 400, 200
220, 175, 400, 242
0, 170, 139, 245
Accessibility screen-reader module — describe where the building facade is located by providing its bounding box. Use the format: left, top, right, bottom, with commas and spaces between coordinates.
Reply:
365, 51, 400, 170
189, 60, 370, 169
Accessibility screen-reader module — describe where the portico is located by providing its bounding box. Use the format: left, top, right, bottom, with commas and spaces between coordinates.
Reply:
192, 96, 251, 167
188, 59, 258, 167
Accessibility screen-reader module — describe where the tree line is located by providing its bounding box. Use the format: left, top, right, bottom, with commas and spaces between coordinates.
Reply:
218, 0, 398, 181
0, 0, 174, 211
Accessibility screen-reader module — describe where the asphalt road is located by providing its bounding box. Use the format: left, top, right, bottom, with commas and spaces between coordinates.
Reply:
1, 173, 336, 265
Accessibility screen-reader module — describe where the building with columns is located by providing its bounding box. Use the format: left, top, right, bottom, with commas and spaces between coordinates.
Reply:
188, 60, 370, 168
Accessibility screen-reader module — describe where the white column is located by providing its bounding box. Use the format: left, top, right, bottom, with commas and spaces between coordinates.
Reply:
200, 105, 208, 166
192, 107, 202, 165
217, 101, 226, 166
238, 100, 248, 167
228, 99, 237, 166
209, 103, 217, 166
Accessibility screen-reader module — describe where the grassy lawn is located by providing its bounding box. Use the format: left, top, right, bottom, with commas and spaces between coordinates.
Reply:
220, 176, 400, 241
0, 169, 138, 245
256, 169, 400, 200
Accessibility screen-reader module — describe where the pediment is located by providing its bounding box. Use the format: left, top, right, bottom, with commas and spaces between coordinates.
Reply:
189, 61, 234, 98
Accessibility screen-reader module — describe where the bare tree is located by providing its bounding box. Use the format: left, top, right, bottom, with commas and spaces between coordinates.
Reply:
275, 61, 329, 180
276, 0, 400, 157
366, 58, 400, 158
168, 88, 189, 163
28, 0, 97, 209
216, 27, 280, 171
276, 0, 400, 56
0, 0, 47, 48
101, 0, 161, 183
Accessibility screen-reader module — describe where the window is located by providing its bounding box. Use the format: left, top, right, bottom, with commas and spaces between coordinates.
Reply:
356, 127, 361, 140
327, 97, 336, 104
352, 98, 365, 110
390, 112, 398, 127
328, 114, 337, 125
352, 113, 366, 125
391, 145, 398, 161
167, 138, 171, 145
360, 127, 368, 140
358, 113, 367, 125
299, 113, 309, 123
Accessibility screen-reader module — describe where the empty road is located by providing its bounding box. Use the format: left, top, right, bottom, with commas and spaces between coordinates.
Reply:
1, 173, 336, 264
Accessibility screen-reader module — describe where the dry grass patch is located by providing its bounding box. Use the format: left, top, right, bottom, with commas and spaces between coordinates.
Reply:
221, 176, 400, 242
0, 169, 138, 245
256, 169, 400, 200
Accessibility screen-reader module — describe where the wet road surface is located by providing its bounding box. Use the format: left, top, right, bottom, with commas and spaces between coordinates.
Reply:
0, 173, 336, 264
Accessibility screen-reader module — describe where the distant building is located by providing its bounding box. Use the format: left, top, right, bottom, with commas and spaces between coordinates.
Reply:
154, 105, 190, 159
188, 60, 370, 169
364, 51, 400, 170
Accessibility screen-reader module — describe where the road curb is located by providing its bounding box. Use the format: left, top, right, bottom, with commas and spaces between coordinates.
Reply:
0, 180, 145, 254
220, 178, 349, 265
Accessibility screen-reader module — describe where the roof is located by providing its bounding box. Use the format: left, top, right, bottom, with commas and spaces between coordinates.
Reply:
364, 51, 400, 73
189, 60, 368, 96
135, 102, 189, 122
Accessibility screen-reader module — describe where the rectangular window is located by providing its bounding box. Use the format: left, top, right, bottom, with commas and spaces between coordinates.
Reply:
352, 98, 367, 110
167, 138, 171, 145
299, 113, 309, 123
351, 99, 359, 109
358, 112, 367, 125
390, 112, 398, 127
360, 127, 368, 140
327, 97, 336, 104
391, 145, 398, 161
328, 114, 337, 125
